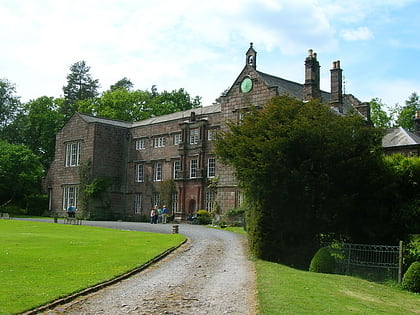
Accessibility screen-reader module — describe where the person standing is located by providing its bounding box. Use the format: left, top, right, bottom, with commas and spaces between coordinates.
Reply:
162, 205, 168, 224
150, 208, 156, 224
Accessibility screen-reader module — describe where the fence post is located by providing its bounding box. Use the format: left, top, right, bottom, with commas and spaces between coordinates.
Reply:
347, 243, 352, 275
398, 241, 403, 285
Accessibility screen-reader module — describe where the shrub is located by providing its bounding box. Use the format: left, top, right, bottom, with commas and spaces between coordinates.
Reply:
404, 235, 420, 273
195, 210, 212, 225
309, 247, 336, 274
25, 194, 48, 216
402, 261, 420, 293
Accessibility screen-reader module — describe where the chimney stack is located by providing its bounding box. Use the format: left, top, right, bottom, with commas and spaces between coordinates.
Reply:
330, 60, 343, 113
414, 111, 420, 137
303, 49, 321, 101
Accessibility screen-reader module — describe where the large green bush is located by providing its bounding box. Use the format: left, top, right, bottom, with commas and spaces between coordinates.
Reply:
309, 247, 337, 274
195, 210, 212, 225
402, 261, 420, 293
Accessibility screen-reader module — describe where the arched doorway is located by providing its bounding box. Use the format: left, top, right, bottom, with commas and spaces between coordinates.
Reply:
188, 199, 196, 214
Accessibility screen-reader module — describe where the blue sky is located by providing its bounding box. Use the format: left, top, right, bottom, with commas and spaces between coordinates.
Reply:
1, 0, 419, 109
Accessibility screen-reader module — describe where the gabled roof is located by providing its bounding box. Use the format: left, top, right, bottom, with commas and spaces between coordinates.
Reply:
382, 127, 420, 148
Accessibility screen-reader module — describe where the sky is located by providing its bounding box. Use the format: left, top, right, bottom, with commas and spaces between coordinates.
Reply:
1, 0, 420, 109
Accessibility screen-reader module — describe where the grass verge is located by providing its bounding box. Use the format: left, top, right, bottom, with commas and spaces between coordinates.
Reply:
0, 220, 185, 315
256, 259, 420, 315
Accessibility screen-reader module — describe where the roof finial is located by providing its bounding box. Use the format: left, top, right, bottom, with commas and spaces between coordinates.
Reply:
250, 42, 253, 48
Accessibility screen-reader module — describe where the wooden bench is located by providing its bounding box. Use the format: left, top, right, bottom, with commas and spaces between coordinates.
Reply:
64, 216, 82, 225
0, 212, 11, 219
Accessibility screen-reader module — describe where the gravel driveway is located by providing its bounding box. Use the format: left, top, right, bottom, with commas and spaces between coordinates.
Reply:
33, 221, 257, 315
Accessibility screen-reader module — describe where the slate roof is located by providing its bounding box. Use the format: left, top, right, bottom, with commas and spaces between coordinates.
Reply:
77, 104, 221, 129
78, 113, 133, 128
132, 104, 221, 127
257, 70, 331, 103
382, 127, 420, 148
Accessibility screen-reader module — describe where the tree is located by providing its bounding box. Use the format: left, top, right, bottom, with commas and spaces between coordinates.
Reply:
0, 78, 21, 136
395, 92, 420, 131
0, 140, 43, 208
110, 77, 133, 91
78, 86, 202, 122
61, 61, 100, 119
154, 88, 201, 114
21, 97, 64, 168
78, 88, 154, 121
215, 95, 385, 268
370, 98, 392, 128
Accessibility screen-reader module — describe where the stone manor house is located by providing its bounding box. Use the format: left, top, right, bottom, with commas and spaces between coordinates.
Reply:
44, 43, 374, 221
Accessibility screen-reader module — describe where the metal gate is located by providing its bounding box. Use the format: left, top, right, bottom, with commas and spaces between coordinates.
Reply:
329, 242, 403, 283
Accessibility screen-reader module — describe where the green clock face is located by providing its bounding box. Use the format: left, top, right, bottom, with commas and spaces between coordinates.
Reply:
240, 77, 253, 93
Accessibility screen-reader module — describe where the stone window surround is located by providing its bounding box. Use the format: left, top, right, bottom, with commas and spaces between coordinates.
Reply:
64, 140, 82, 167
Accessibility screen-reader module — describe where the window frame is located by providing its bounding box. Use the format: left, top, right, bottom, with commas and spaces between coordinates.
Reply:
174, 133, 182, 145
154, 162, 163, 181
65, 141, 81, 167
134, 193, 142, 214
189, 128, 199, 145
190, 158, 198, 178
207, 157, 216, 178
173, 160, 181, 179
135, 163, 144, 182
153, 136, 166, 148
62, 185, 79, 210
135, 138, 146, 150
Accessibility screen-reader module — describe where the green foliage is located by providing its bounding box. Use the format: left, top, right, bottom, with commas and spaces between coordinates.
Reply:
78, 159, 92, 218
402, 261, 420, 293
77, 86, 201, 122
404, 235, 420, 272
0, 78, 21, 133
216, 95, 386, 268
381, 155, 420, 239
159, 179, 176, 211
309, 247, 337, 274
110, 77, 133, 91
370, 97, 393, 128
61, 60, 100, 119
0, 140, 43, 207
24, 194, 48, 216
84, 177, 112, 199
195, 210, 212, 225
396, 92, 420, 131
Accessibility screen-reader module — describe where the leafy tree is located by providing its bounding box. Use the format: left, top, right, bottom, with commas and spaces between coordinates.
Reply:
154, 88, 201, 114
370, 98, 392, 128
0, 140, 43, 208
78, 87, 201, 122
0, 78, 21, 136
78, 89, 154, 121
380, 154, 420, 239
215, 95, 385, 268
22, 97, 64, 168
395, 92, 420, 131
110, 77, 133, 91
61, 61, 100, 119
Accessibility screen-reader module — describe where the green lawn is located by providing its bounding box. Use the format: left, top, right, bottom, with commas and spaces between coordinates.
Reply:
256, 259, 420, 315
0, 220, 185, 315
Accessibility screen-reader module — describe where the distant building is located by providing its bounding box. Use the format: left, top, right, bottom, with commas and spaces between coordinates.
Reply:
44, 44, 371, 221
382, 111, 420, 155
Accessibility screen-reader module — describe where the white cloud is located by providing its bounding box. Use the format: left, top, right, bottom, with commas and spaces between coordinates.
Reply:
341, 27, 374, 41
0, 0, 419, 108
